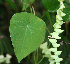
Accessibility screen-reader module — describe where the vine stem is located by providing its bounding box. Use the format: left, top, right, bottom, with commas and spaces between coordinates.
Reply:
34, 51, 37, 64
46, 27, 51, 36
32, 6, 35, 15
37, 48, 38, 62
37, 57, 44, 64
30, 6, 32, 13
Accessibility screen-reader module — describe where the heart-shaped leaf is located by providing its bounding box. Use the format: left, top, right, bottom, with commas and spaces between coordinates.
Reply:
9, 12, 46, 62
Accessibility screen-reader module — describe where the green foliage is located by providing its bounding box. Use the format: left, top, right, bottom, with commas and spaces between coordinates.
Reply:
42, 0, 60, 12
21, 0, 35, 10
9, 12, 46, 62
62, 3, 70, 21
46, 11, 51, 24
0, 32, 14, 55
63, 7, 70, 21
42, 0, 70, 22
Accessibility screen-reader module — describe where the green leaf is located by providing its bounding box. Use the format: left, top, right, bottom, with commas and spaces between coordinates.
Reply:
21, 0, 35, 10
63, 11, 70, 22
9, 12, 46, 62
62, 3, 70, 21
42, 0, 59, 12
46, 11, 52, 24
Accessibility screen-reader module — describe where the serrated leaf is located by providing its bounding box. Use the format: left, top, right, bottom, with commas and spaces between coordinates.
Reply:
9, 12, 46, 62
42, 0, 59, 12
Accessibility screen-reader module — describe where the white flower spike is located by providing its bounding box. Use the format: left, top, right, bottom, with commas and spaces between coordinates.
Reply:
40, 0, 66, 64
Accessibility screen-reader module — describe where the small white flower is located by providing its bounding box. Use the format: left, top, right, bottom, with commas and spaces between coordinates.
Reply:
59, 1, 65, 9
6, 54, 12, 59
42, 48, 47, 53
56, 15, 63, 20
49, 59, 55, 64
51, 55, 58, 59
51, 32, 61, 39
57, 9, 61, 15
49, 48, 57, 52
54, 28, 64, 33
0, 55, 4, 59
45, 50, 51, 55
53, 23, 61, 28
50, 61, 55, 64
55, 58, 63, 63
52, 43, 60, 47
56, 63, 60, 64
54, 51, 62, 56
5, 54, 12, 64
60, 11, 66, 16
40, 42, 47, 49
49, 39, 57, 44
56, 19, 63, 25
0, 55, 5, 63
43, 54, 51, 58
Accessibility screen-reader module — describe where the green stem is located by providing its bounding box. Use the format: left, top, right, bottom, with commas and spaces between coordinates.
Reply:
47, 10, 53, 25
48, 40, 51, 48
37, 57, 44, 64
46, 27, 51, 48
37, 48, 38, 62
41, 12, 47, 18
32, 6, 35, 15
30, 6, 32, 13
46, 27, 51, 36
34, 51, 37, 64
41, 11, 52, 26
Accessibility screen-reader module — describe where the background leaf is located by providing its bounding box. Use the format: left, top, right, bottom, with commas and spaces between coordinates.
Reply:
63, 7, 70, 22
21, 0, 35, 10
42, 0, 60, 12
0, 31, 14, 55
9, 12, 46, 62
